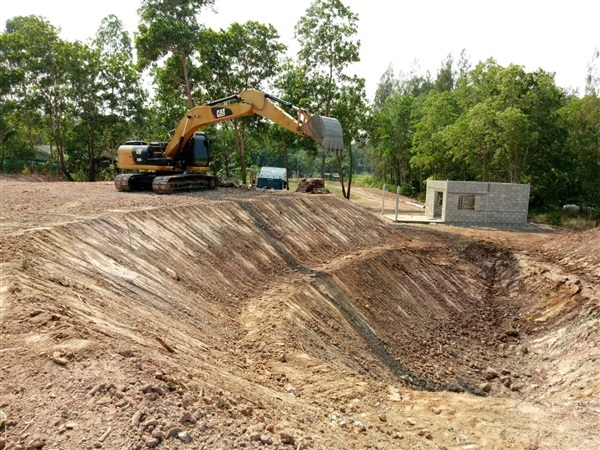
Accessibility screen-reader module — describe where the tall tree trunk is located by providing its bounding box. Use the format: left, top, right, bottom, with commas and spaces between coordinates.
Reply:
345, 143, 353, 199
284, 147, 289, 190
482, 154, 488, 182
52, 108, 73, 182
223, 151, 230, 178
180, 55, 194, 109
88, 126, 96, 182
233, 121, 247, 185
336, 151, 346, 199
482, 142, 489, 182
0, 131, 5, 171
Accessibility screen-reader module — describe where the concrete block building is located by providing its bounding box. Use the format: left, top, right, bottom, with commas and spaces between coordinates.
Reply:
425, 180, 530, 227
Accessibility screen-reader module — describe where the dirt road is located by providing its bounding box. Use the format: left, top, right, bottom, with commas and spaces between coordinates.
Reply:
0, 175, 598, 449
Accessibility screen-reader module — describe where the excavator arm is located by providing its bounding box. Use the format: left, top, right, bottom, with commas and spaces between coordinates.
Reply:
163, 89, 344, 158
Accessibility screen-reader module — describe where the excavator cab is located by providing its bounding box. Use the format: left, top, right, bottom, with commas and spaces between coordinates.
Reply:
182, 132, 210, 168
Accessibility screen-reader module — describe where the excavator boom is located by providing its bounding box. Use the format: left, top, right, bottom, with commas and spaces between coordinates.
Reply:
164, 89, 344, 157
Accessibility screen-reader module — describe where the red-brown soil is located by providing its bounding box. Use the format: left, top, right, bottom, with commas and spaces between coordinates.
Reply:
0, 174, 598, 449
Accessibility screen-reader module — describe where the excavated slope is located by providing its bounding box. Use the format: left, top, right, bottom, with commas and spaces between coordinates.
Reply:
1, 185, 598, 449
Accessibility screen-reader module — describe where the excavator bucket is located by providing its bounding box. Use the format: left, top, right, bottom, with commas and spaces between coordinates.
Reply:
300, 115, 345, 154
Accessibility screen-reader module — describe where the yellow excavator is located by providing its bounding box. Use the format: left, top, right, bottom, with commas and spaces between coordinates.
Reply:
115, 89, 344, 194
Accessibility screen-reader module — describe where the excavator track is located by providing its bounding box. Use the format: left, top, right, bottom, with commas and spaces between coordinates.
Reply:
152, 174, 218, 194
115, 173, 157, 191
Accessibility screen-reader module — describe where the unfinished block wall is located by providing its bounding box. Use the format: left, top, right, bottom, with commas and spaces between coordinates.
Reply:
425, 180, 447, 220
426, 181, 530, 227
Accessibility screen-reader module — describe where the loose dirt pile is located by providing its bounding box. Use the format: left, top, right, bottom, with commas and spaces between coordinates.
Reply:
0, 175, 598, 450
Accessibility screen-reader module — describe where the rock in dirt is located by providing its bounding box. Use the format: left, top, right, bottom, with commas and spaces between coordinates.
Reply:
177, 431, 192, 443
25, 437, 46, 449
480, 383, 492, 393
181, 393, 195, 409
144, 437, 160, 448
179, 411, 195, 425
166, 427, 184, 439
280, 432, 295, 445
131, 410, 144, 425
353, 420, 367, 432
484, 368, 500, 380
165, 268, 179, 281
418, 429, 433, 439
88, 384, 105, 396
151, 430, 164, 441
51, 354, 69, 366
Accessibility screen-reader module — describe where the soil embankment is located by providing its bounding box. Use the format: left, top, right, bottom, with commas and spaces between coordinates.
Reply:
1, 177, 598, 449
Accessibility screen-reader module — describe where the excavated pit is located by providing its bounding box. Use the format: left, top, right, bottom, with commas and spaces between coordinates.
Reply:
1, 180, 599, 449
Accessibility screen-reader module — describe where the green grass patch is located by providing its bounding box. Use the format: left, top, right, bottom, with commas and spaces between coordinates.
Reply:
325, 183, 358, 200
349, 173, 373, 187
529, 208, 599, 230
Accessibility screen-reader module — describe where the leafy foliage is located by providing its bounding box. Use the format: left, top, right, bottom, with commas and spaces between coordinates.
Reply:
2, 5, 597, 210
196, 21, 287, 183
368, 55, 600, 207
2, 14, 146, 180
136, 0, 215, 108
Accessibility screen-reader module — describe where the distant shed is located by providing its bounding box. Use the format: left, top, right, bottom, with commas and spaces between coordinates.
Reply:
425, 180, 530, 228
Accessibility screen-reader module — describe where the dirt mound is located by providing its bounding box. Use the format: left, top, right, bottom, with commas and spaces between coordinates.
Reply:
541, 227, 600, 280
0, 173, 65, 183
1, 180, 599, 449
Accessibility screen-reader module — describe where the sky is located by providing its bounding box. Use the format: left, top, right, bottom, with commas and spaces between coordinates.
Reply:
2, 0, 599, 99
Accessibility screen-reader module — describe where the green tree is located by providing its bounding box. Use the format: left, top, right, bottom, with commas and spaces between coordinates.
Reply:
274, 60, 323, 182
197, 21, 286, 184
370, 91, 415, 186
434, 54, 454, 93
373, 65, 397, 111
586, 48, 599, 95
151, 56, 193, 128
59, 16, 147, 181
3, 16, 74, 179
330, 76, 368, 198
0, 31, 21, 170
93, 15, 146, 176
295, 0, 360, 179
296, 0, 360, 113
411, 90, 462, 182
64, 40, 103, 180
494, 106, 536, 183
136, 0, 215, 109
451, 100, 499, 182
559, 94, 600, 205
450, 61, 567, 201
